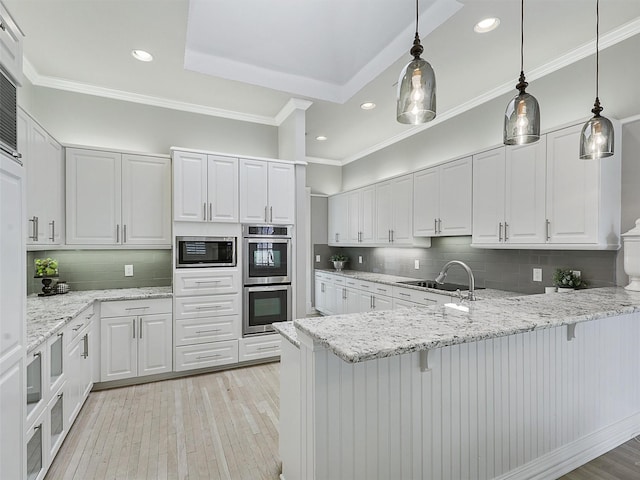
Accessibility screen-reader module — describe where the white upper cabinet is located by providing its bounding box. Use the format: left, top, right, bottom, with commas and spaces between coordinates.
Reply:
239, 159, 295, 224
345, 186, 375, 244
19, 109, 64, 246
413, 157, 472, 237
375, 174, 413, 245
0, 2, 23, 85
66, 148, 171, 246
173, 151, 238, 223
546, 123, 620, 248
328, 193, 348, 245
472, 122, 620, 249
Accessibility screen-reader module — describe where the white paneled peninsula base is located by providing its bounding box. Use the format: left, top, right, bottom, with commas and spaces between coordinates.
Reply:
275, 288, 640, 480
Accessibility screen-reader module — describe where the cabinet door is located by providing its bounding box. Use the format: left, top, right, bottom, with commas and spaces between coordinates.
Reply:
44, 136, 64, 244
65, 333, 82, 427
413, 168, 439, 236
372, 294, 393, 311
0, 356, 24, 480
347, 190, 361, 243
121, 154, 171, 245
439, 157, 472, 236
79, 331, 92, 402
173, 151, 208, 222
268, 162, 295, 224
358, 292, 374, 313
360, 186, 376, 244
66, 149, 121, 244
472, 148, 506, 245
505, 139, 547, 243
546, 125, 599, 244
391, 175, 413, 244
208, 155, 239, 222
343, 287, 361, 314
328, 193, 348, 245
138, 313, 172, 377
375, 181, 393, 243
314, 277, 326, 313
100, 316, 137, 381
239, 159, 268, 223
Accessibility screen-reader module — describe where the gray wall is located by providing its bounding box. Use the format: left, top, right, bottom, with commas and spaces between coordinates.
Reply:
329, 237, 616, 295
27, 250, 172, 295
306, 163, 342, 195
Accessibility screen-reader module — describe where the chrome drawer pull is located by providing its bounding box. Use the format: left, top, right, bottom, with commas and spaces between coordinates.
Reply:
195, 305, 222, 310
125, 306, 149, 310
257, 345, 278, 351
398, 292, 410, 297
195, 280, 222, 284
195, 329, 221, 334
196, 354, 221, 360
72, 324, 83, 331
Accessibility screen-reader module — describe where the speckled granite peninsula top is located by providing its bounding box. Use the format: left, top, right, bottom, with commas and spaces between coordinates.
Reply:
316, 269, 517, 301
272, 321, 299, 347
27, 287, 172, 352
294, 288, 640, 363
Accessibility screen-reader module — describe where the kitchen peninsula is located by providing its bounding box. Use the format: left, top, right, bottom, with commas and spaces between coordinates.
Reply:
276, 287, 640, 480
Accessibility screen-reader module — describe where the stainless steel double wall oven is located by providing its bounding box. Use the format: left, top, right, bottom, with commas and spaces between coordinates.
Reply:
242, 224, 292, 336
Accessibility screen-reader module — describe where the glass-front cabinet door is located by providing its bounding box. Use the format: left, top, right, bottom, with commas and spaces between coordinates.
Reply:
49, 333, 64, 394
26, 422, 44, 480
26, 349, 43, 422
49, 388, 65, 458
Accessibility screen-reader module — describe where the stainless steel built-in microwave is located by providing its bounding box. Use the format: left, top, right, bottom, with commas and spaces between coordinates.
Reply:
175, 236, 236, 268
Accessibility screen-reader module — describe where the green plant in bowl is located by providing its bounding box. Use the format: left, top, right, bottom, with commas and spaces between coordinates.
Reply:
329, 254, 348, 262
552, 268, 587, 289
35, 257, 59, 277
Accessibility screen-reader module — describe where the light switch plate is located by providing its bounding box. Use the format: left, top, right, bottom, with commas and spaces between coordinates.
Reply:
315, 255, 320, 262
533, 268, 542, 282
358, 256, 363, 264
414, 259, 420, 269
124, 264, 134, 277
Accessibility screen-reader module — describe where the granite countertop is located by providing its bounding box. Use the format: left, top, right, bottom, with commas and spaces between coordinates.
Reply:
272, 321, 299, 347
315, 268, 518, 301
27, 286, 173, 352
294, 287, 640, 363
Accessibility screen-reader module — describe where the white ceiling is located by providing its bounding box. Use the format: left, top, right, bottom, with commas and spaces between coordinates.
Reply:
5, 0, 640, 164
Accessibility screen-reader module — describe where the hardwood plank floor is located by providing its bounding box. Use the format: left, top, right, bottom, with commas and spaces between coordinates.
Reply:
47, 359, 640, 480
46, 363, 281, 480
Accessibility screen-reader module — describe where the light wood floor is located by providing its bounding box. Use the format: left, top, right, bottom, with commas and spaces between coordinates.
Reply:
46, 363, 281, 480
47, 360, 640, 480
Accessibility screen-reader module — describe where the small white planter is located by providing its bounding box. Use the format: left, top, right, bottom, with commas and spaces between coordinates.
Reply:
557, 287, 575, 293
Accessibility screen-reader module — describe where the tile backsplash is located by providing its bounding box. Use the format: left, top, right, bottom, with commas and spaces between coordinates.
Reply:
315, 236, 617, 294
27, 249, 172, 295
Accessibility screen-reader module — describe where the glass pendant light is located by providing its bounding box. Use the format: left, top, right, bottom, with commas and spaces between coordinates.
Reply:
503, 0, 540, 145
397, 0, 435, 125
580, 0, 614, 159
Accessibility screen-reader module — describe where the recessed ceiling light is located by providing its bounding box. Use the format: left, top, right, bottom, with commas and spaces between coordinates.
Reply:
360, 102, 376, 110
132, 49, 153, 62
315, 135, 328, 141
474, 17, 500, 33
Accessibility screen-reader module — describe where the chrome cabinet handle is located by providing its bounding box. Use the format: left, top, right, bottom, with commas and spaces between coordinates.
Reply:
72, 324, 83, 331
139, 317, 142, 339
204, 202, 207, 221
343, 287, 346, 300
434, 218, 438, 234
49, 220, 55, 241
34, 424, 42, 431
336, 233, 340, 242
398, 292, 410, 297
257, 345, 278, 351
438, 219, 442, 234
265, 206, 268, 222
123, 224, 127, 243
33, 351, 41, 358
29, 216, 39, 241
270, 206, 273, 222
195, 305, 222, 310
116, 224, 120, 243
82, 333, 89, 358
195, 280, 221, 284
197, 354, 221, 360
504, 222, 509, 241
125, 306, 149, 310
57, 392, 63, 399
209, 203, 213, 221
132, 319, 136, 339
499, 222, 503, 242
546, 219, 551, 241
388, 230, 391, 243
196, 329, 221, 334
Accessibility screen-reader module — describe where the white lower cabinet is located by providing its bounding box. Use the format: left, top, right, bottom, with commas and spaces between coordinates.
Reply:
239, 334, 281, 362
100, 299, 172, 382
175, 340, 238, 371
26, 411, 46, 480
65, 322, 92, 428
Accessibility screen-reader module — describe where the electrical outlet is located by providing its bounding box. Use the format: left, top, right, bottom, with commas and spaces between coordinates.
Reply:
572, 270, 581, 278
358, 256, 363, 264
414, 259, 420, 269
124, 264, 134, 277
533, 268, 542, 282
315, 255, 320, 262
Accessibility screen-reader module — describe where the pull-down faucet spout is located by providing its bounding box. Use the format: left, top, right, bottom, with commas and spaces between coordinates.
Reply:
435, 260, 476, 301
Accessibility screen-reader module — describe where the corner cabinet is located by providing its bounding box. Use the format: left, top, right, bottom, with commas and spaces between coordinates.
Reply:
413, 156, 472, 237
239, 159, 295, 224
172, 151, 238, 223
66, 148, 171, 246
18, 109, 64, 246
472, 122, 621, 250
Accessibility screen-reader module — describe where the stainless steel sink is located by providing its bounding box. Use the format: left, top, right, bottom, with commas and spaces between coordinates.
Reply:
397, 280, 484, 292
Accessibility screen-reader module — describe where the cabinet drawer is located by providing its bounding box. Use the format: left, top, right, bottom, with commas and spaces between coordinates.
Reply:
372, 283, 392, 296
174, 295, 240, 319
175, 315, 239, 346
174, 269, 240, 296
393, 298, 422, 309
100, 298, 171, 318
174, 340, 238, 371
239, 334, 281, 362
66, 304, 95, 341
392, 286, 441, 305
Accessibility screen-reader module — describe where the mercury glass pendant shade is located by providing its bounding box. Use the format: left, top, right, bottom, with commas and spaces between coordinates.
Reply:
580, 103, 614, 159
397, 55, 436, 124
503, 82, 540, 145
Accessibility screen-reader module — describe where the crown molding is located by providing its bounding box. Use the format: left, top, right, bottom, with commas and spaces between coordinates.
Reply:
305, 156, 342, 167
342, 17, 640, 166
22, 58, 278, 126
275, 98, 313, 126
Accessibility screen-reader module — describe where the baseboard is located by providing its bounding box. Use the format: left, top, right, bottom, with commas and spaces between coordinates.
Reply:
495, 412, 640, 480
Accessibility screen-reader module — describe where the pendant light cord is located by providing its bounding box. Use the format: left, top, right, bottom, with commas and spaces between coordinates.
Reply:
520, 0, 524, 73
596, 0, 600, 99
415, 0, 419, 36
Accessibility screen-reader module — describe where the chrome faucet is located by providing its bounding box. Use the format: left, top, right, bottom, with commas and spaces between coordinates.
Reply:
435, 260, 476, 301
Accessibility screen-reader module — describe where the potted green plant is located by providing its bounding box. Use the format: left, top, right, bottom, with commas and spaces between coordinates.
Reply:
329, 254, 348, 272
553, 268, 587, 292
